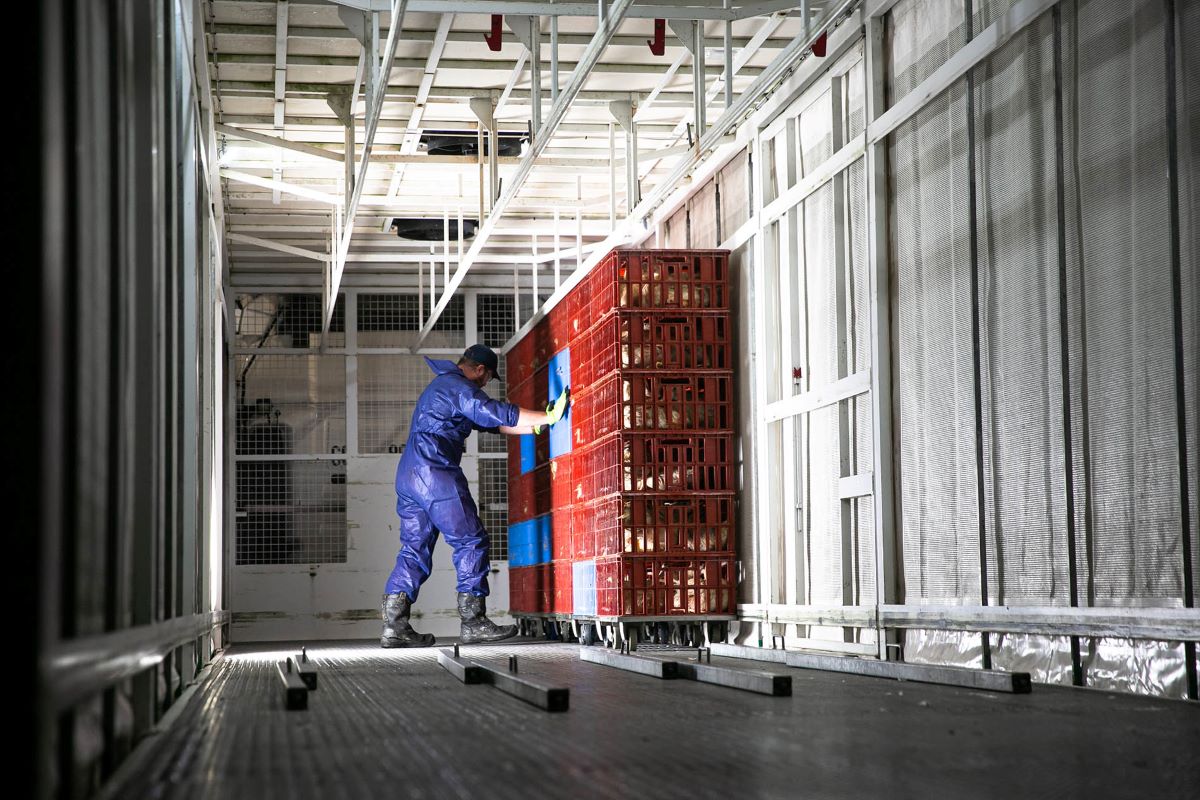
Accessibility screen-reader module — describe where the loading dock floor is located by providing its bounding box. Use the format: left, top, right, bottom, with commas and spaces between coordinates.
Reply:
107, 639, 1199, 799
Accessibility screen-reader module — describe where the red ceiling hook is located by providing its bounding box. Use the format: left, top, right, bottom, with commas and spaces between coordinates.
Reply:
811, 31, 827, 58
484, 14, 503, 51
647, 18, 666, 56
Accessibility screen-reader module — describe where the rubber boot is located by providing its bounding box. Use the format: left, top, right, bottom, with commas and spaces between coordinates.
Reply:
380, 593, 436, 648
458, 592, 518, 644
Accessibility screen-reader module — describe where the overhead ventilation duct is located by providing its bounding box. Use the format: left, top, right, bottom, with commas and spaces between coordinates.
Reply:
390, 217, 480, 241
419, 128, 528, 157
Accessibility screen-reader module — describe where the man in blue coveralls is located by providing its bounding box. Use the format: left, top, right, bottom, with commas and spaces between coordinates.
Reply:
381, 343, 570, 647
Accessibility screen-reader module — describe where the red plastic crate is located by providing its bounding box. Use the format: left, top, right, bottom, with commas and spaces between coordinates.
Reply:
506, 318, 557, 387
572, 432, 735, 498
508, 470, 535, 525
509, 564, 553, 613
571, 311, 732, 392
551, 502, 574, 561
571, 503, 596, 560
571, 371, 734, 449
586, 493, 736, 558
552, 559, 574, 614
594, 555, 736, 617
568, 250, 730, 338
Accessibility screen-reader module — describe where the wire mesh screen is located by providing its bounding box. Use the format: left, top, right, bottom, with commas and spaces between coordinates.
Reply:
358, 355, 434, 454
235, 460, 347, 565
718, 148, 749, 242
688, 177, 719, 248
234, 355, 346, 565
1065, 0, 1182, 604
477, 457, 509, 561
357, 293, 465, 349
888, 0, 967, 98
234, 355, 346, 456
973, 11, 1070, 605
806, 405, 843, 607
890, 70, 980, 604
235, 293, 345, 349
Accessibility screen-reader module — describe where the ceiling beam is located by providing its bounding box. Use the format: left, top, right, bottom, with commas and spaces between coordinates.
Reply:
414, 0, 635, 347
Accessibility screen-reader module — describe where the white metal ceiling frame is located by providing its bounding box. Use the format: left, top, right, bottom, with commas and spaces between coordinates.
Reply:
494, 0, 853, 355
410, 0, 637, 349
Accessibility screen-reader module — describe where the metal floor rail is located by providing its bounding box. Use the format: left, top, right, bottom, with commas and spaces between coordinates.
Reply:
102, 640, 1200, 800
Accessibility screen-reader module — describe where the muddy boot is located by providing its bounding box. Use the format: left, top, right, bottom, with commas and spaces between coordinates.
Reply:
458, 592, 517, 644
380, 593, 436, 648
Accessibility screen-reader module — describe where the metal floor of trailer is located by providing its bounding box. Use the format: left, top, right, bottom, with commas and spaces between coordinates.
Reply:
108, 639, 1199, 800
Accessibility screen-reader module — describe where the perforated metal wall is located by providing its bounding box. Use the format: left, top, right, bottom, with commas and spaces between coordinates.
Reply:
357, 355, 434, 454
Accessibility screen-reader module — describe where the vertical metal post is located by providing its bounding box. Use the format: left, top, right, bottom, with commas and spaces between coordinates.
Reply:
513, 263, 521, 331
458, 206, 465, 267
831, 75, 855, 639
345, 292, 359, 457
443, 207, 451, 287
962, 0, 993, 671
1051, 3, 1084, 689
419, 259, 425, 324
554, 208, 562, 288
551, 16, 560, 104
608, 122, 617, 226
531, 233, 539, 311
530, 16, 542, 141
477, 122, 486, 222
724, 0, 734, 110
575, 207, 583, 269
778, 117, 803, 637
864, 12, 899, 661
429, 256, 436, 314
693, 21, 706, 139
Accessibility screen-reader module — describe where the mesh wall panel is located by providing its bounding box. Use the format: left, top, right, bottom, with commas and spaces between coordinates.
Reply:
235, 355, 346, 456
856, 496, 877, 604
803, 183, 839, 393
357, 293, 464, 349
1178, 0, 1200, 607
798, 89, 833, 179
847, 158, 873, 480
973, 11, 1070, 605
891, 77, 979, 604
718, 148, 750, 241
845, 58, 867, 141
235, 293, 345, 349
689, 177, 719, 248
1065, 0, 1182, 604
807, 406, 843, 605
664, 205, 688, 248
357, 355, 434, 454
235, 460, 347, 565
888, 0, 968, 99
477, 457, 509, 561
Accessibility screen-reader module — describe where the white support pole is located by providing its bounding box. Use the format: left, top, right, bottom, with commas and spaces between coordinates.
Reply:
575, 207, 583, 270
723, 0, 733, 109
693, 20, 706, 141
609, 122, 617, 226
513, 263, 521, 332
551, 16, 560, 104
419, 258, 424, 323
443, 207, 451, 286
554, 209, 562, 288
531, 233, 540, 310
458, 206, 465, 266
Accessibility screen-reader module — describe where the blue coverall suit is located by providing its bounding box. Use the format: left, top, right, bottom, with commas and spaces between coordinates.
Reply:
385, 357, 519, 600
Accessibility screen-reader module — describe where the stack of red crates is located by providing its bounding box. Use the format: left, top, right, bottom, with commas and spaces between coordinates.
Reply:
506, 249, 735, 622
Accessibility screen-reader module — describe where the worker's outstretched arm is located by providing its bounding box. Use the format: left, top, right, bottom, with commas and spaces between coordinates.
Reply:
498, 389, 570, 435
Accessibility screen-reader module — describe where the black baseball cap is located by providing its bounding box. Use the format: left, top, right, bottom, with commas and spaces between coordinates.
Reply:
462, 343, 500, 378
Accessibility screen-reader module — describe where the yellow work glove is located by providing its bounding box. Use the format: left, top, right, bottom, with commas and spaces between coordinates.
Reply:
546, 387, 571, 426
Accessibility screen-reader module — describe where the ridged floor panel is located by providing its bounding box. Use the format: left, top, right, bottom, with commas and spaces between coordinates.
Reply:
110, 639, 1200, 799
